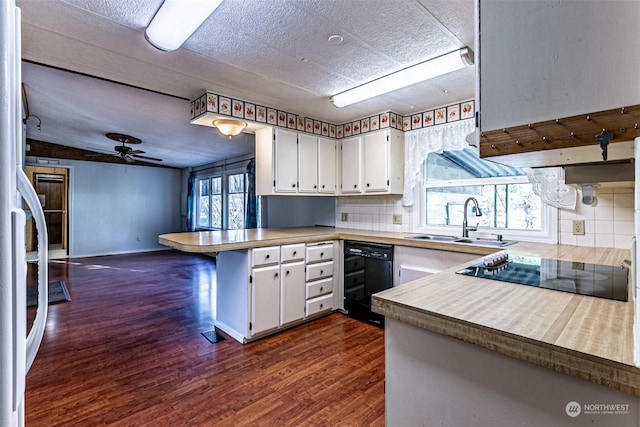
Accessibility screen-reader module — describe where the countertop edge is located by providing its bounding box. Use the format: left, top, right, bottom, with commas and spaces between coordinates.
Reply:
372, 297, 640, 397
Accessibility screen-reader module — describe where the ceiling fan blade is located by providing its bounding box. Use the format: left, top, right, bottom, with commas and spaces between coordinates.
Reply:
132, 154, 163, 162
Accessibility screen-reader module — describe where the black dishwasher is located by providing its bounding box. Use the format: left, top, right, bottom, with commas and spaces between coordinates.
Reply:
344, 241, 393, 325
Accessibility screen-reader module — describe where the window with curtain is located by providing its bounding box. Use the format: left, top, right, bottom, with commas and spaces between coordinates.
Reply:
196, 172, 247, 230
403, 119, 557, 242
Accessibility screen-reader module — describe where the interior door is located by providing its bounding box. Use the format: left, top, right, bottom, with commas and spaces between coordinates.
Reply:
25, 166, 68, 254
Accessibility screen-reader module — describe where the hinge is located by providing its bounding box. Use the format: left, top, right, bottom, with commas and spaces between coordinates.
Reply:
387, 179, 390, 186
249, 275, 253, 283
475, 111, 480, 128
273, 133, 276, 141
273, 180, 276, 187
386, 135, 389, 141
249, 322, 252, 331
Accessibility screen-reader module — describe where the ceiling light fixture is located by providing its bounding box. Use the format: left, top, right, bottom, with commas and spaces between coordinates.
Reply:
330, 47, 474, 108
145, 0, 223, 51
213, 119, 246, 138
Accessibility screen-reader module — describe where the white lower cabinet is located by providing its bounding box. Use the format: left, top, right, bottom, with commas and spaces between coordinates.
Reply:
280, 260, 306, 326
216, 242, 335, 344
305, 242, 335, 318
250, 264, 281, 336
393, 246, 480, 286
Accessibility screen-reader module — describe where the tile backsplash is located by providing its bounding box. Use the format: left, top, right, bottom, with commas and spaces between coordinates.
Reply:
559, 187, 634, 250
337, 187, 635, 250
336, 197, 412, 233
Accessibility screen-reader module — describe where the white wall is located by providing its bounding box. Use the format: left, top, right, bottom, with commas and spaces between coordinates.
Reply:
28, 158, 182, 257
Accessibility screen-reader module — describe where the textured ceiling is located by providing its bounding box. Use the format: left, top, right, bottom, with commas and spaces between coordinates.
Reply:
17, 0, 475, 168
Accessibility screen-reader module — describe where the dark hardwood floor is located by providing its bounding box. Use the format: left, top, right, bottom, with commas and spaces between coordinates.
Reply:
25, 250, 385, 426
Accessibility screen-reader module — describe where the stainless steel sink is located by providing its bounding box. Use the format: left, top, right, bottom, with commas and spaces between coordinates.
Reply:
404, 234, 517, 247
404, 234, 458, 242
453, 238, 517, 247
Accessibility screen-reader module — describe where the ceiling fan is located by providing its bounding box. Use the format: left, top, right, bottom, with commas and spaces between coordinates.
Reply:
87, 133, 162, 163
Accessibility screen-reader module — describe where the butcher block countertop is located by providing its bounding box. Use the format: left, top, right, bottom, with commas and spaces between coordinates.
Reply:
159, 226, 498, 255
159, 227, 638, 395
372, 242, 639, 396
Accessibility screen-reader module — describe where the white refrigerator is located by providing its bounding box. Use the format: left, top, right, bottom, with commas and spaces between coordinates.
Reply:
1, 1, 49, 426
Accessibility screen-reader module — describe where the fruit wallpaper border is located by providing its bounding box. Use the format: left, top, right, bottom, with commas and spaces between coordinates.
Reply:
191, 90, 474, 138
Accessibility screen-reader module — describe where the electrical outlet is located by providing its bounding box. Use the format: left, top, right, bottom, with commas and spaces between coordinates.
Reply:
341, 213, 348, 222
393, 214, 402, 225
572, 220, 585, 235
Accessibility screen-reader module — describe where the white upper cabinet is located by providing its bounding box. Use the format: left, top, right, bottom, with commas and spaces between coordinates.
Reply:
363, 131, 389, 192
340, 128, 404, 195
317, 138, 336, 194
298, 133, 319, 193
478, 0, 640, 133
274, 128, 298, 193
256, 127, 337, 196
340, 136, 362, 194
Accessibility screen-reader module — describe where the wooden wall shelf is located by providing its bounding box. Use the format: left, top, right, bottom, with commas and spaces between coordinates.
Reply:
479, 104, 640, 161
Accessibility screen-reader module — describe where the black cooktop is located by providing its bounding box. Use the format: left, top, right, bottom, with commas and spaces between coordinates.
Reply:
456, 255, 629, 302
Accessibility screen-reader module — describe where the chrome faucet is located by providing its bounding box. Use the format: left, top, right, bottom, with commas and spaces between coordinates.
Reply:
462, 197, 482, 238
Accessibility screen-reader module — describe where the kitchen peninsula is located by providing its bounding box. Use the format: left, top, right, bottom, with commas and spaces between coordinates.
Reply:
161, 228, 639, 425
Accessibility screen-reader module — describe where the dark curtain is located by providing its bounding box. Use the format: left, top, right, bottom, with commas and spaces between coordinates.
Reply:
186, 173, 196, 231
245, 159, 258, 229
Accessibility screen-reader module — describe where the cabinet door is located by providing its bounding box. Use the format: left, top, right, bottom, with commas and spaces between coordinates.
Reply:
318, 137, 336, 194
274, 128, 298, 193
363, 130, 389, 192
298, 134, 318, 193
340, 136, 361, 193
280, 261, 306, 325
251, 265, 280, 336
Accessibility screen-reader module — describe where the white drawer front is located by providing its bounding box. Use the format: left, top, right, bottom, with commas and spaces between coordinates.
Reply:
306, 261, 333, 282
306, 243, 333, 263
252, 246, 281, 267
306, 294, 333, 317
281, 243, 305, 263
306, 277, 333, 299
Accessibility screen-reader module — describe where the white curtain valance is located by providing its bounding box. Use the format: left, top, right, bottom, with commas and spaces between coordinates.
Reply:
402, 119, 474, 206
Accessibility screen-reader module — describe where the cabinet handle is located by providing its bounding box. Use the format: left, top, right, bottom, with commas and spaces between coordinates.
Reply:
292, 183, 296, 188
266, 254, 270, 259
293, 251, 296, 255
314, 185, 317, 189
320, 287, 323, 292
320, 270, 324, 275
322, 184, 325, 188
353, 184, 357, 188
366, 183, 370, 187
320, 304, 323, 308
320, 252, 324, 257
275, 272, 279, 277
286, 270, 290, 275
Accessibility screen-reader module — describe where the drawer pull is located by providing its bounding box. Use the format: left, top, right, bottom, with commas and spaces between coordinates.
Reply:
286, 270, 290, 275
320, 287, 323, 292
320, 304, 323, 308
320, 252, 324, 257
265, 254, 270, 259
275, 272, 279, 277
320, 270, 323, 275
293, 251, 297, 255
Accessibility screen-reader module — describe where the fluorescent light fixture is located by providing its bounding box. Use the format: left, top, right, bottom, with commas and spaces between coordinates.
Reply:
145, 0, 223, 51
330, 47, 474, 108
214, 119, 246, 138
